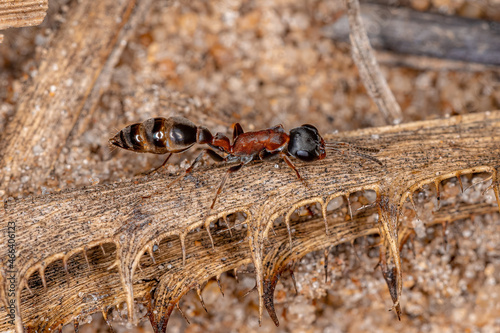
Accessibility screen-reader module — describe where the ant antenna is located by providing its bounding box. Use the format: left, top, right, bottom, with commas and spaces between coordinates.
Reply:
325, 142, 383, 166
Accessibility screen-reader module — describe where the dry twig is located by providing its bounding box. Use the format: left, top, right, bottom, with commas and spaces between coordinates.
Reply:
0, 0, 151, 197
1, 111, 500, 330
345, 0, 403, 124
0, 0, 48, 43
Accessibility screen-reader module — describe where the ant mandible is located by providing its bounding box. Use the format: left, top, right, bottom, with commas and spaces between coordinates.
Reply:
109, 116, 382, 209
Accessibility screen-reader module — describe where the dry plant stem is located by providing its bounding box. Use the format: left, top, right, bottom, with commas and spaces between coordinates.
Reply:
66, 0, 155, 142
345, 0, 403, 124
0, 0, 48, 29
0, 0, 156, 329
261, 201, 500, 326
327, 3, 500, 67
375, 51, 500, 73
0, 0, 48, 44
1, 111, 500, 331
0, 0, 143, 196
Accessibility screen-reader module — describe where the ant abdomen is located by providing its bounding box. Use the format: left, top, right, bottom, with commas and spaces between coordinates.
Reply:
110, 116, 206, 154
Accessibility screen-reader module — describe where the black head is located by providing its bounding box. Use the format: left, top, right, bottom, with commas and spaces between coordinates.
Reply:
288, 124, 326, 161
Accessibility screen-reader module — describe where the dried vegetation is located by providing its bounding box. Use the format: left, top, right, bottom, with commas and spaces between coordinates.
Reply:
1, 0, 500, 332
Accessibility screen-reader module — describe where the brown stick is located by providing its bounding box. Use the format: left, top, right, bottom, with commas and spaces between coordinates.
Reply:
1, 111, 499, 330
0, 0, 48, 44
327, 3, 500, 67
0, 0, 48, 29
0, 0, 148, 197
345, 0, 403, 125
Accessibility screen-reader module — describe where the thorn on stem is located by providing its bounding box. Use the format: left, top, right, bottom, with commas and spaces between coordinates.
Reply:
493, 184, 500, 214
243, 284, 257, 298
345, 194, 353, 220
216, 275, 224, 296
205, 220, 215, 250
288, 265, 298, 295
83, 246, 91, 273
195, 284, 208, 313
223, 215, 233, 237
407, 193, 421, 221
442, 221, 449, 252
351, 239, 362, 263
380, 259, 401, 320
39, 267, 47, 289
263, 275, 280, 327
435, 180, 441, 210
74, 319, 79, 333
456, 173, 464, 193
176, 303, 191, 325
102, 307, 116, 333
63, 256, 70, 274
23, 279, 33, 295
147, 246, 156, 264
179, 233, 187, 267
324, 247, 329, 283
463, 175, 493, 193
234, 268, 239, 283
321, 201, 329, 235
285, 213, 293, 251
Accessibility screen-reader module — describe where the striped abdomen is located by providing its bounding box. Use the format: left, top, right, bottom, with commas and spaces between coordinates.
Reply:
109, 117, 199, 154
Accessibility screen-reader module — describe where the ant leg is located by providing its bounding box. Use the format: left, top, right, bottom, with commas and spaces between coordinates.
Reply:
143, 153, 173, 175
166, 149, 224, 190
279, 152, 311, 189
211, 164, 243, 209
256, 150, 310, 188
142, 149, 221, 199
206, 149, 225, 161
232, 123, 244, 141
185, 149, 224, 174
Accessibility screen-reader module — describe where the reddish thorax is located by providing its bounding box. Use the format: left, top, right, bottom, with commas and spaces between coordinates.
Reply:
231, 128, 289, 156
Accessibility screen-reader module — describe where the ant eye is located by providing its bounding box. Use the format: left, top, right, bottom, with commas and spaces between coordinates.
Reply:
295, 150, 314, 160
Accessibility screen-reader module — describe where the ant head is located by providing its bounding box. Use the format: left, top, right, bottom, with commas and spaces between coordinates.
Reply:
288, 124, 326, 161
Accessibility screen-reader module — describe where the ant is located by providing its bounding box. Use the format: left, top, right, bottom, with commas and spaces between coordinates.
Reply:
109, 116, 382, 209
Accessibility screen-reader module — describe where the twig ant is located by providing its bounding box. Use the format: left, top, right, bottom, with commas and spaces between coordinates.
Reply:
110, 116, 382, 209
